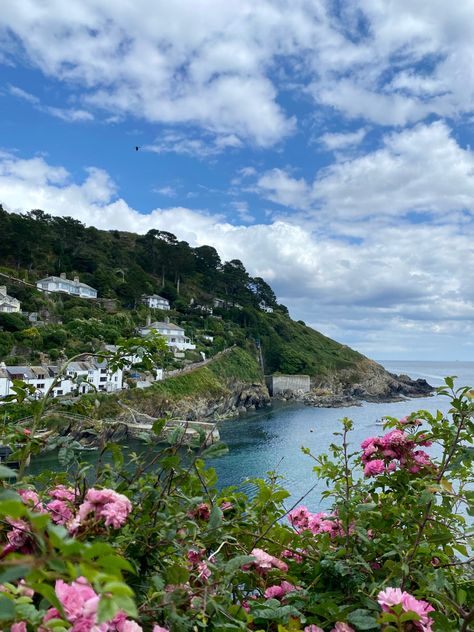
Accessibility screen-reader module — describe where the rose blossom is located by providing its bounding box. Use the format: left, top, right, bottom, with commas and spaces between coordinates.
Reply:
77, 488, 132, 529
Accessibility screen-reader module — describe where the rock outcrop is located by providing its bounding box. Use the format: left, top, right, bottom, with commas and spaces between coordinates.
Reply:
273, 358, 433, 408
121, 381, 271, 421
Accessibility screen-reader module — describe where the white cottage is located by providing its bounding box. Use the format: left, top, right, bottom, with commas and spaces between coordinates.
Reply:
36, 273, 97, 299
141, 294, 170, 310
138, 320, 196, 351
0, 286, 21, 313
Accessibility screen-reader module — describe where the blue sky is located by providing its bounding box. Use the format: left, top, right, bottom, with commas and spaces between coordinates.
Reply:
1, 1, 474, 361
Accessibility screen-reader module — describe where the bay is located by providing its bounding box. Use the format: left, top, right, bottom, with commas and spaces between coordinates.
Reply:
29, 361, 474, 512
207, 361, 474, 509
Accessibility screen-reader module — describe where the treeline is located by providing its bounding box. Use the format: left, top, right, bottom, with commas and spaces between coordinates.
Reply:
0, 206, 283, 312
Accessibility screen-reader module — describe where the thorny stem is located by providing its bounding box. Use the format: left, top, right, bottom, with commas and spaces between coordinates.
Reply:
341, 420, 352, 553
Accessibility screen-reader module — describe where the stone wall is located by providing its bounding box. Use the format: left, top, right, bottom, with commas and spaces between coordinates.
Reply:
265, 374, 311, 396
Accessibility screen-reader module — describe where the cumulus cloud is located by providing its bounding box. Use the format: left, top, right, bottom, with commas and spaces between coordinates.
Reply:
3, 1, 474, 145
1, 151, 473, 359
254, 121, 474, 223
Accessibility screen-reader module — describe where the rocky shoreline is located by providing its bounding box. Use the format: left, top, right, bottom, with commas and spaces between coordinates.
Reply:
274, 359, 433, 408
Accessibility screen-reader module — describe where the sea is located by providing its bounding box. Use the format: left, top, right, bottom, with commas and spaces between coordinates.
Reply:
206, 361, 474, 509
30, 360, 474, 510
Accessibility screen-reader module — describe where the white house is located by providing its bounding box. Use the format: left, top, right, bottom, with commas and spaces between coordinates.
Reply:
259, 301, 274, 313
36, 273, 97, 299
138, 320, 196, 351
66, 356, 123, 394
0, 286, 21, 313
0, 357, 123, 400
141, 294, 170, 310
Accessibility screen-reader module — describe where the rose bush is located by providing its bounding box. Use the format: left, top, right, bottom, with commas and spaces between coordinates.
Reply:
0, 377, 472, 630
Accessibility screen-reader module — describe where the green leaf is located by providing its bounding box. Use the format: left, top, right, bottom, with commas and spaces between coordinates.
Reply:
0, 595, 14, 620
208, 505, 223, 531
0, 464, 17, 479
347, 609, 379, 629
165, 565, 189, 585
201, 442, 229, 459
97, 595, 120, 624
224, 555, 255, 574
0, 564, 31, 584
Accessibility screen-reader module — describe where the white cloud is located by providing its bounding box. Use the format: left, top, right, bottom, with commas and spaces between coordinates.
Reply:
8, 84, 93, 122
256, 168, 312, 210
0, 1, 301, 146
153, 186, 177, 197
254, 122, 474, 222
4, 2, 474, 139
144, 131, 242, 158
319, 128, 367, 151
1, 152, 473, 359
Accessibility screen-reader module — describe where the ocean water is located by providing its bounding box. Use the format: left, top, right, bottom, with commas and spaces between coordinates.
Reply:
29, 361, 474, 510
207, 361, 474, 508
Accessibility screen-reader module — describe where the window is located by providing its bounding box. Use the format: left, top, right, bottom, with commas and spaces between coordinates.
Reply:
100, 376, 107, 382
56, 390, 63, 395
37, 383, 45, 389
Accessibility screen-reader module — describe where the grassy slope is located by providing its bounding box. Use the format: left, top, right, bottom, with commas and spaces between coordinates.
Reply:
93, 347, 263, 417
257, 312, 365, 377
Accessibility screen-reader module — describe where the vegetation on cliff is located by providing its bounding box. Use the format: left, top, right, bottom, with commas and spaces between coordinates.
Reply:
0, 207, 365, 379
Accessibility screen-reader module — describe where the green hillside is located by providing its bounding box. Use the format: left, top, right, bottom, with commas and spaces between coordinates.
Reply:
0, 206, 365, 377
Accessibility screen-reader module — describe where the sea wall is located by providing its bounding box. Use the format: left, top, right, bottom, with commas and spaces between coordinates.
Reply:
265, 374, 311, 396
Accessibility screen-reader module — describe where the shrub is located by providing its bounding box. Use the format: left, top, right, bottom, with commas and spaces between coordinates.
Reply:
0, 376, 472, 630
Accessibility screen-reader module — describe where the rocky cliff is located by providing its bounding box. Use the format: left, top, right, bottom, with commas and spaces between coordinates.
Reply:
296, 358, 433, 407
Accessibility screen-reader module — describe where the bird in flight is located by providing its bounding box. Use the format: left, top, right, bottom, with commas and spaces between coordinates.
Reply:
135, 146, 140, 151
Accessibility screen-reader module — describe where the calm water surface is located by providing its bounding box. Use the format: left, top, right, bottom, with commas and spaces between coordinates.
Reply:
207, 361, 474, 508
30, 361, 474, 510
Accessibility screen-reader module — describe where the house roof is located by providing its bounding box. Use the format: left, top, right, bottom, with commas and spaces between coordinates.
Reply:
3, 365, 63, 380
37, 276, 96, 291
0, 291, 20, 305
142, 294, 169, 301
140, 321, 184, 332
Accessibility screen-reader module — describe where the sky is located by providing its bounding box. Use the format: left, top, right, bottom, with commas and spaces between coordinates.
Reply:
1, 1, 474, 362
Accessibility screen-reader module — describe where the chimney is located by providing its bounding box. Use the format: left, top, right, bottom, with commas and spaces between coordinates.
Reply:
74, 276, 79, 284
146, 315, 151, 326
60, 273, 66, 279
0, 286, 6, 295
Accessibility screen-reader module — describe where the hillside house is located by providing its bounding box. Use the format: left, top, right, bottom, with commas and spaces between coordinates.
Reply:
138, 320, 196, 351
259, 301, 274, 313
141, 294, 170, 310
0, 357, 123, 400
36, 273, 97, 299
0, 286, 21, 313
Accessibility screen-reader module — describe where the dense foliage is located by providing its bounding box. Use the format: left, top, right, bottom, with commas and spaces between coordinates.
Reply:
0, 207, 364, 377
0, 374, 472, 631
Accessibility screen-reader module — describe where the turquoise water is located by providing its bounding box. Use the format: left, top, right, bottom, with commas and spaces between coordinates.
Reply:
29, 361, 474, 511
207, 361, 474, 509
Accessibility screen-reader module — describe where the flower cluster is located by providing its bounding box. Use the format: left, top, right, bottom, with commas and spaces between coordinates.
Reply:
378, 587, 435, 631
75, 488, 132, 530
361, 428, 434, 477
1, 486, 132, 562
288, 505, 343, 537
264, 580, 298, 600
246, 547, 288, 574
0, 577, 170, 632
